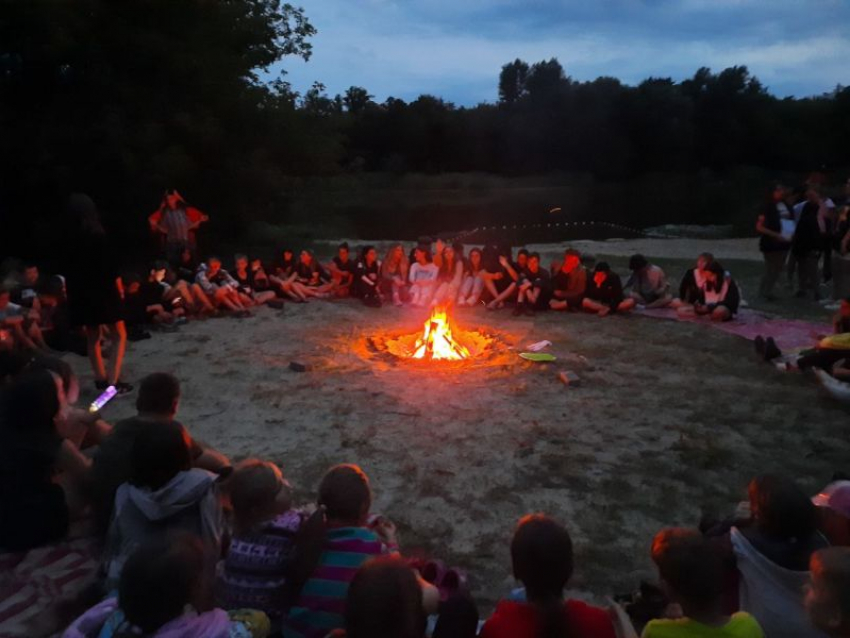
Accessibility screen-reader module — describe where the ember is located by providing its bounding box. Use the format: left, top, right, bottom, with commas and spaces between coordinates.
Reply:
411, 307, 470, 360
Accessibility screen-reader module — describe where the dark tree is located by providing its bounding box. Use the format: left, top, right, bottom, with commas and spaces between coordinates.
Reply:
498, 59, 529, 104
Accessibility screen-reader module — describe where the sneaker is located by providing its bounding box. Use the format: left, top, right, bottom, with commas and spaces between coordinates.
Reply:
764, 337, 782, 361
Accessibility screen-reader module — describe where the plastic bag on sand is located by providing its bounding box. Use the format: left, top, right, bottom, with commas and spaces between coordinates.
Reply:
526, 340, 552, 352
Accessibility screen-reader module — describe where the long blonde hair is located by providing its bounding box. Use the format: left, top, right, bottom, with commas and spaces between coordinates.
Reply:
381, 244, 409, 279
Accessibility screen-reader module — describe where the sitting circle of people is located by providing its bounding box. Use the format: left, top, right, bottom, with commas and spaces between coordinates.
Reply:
1, 182, 849, 636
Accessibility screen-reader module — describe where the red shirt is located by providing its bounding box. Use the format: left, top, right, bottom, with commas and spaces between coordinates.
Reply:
481, 599, 617, 638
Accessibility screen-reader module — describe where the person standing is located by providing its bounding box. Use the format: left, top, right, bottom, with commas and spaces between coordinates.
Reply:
64, 194, 131, 393
794, 188, 828, 300
757, 183, 793, 301
832, 180, 850, 301
148, 189, 209, 263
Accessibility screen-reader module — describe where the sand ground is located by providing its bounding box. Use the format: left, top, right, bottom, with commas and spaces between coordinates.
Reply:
67, 237, 848, 608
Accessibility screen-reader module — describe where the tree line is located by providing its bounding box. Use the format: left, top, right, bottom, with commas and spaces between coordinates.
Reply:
1, 0, 848, 259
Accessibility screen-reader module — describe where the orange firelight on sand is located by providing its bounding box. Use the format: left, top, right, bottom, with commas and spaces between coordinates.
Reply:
412, 307, 470, 360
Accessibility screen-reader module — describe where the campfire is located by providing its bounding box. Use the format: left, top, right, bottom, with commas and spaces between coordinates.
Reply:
368, 305, 501, 364
411, 307, 470, 360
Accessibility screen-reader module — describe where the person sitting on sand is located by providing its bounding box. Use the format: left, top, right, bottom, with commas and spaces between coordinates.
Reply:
433, 243, 465, 307
31, 356, 112, 451
353, 246, 382, 307
296, 250, 334, 296
269, 248, 309, 303
155, 260, 213, 317
285, 464, 403, 638
409, 245, 440, 308
174, 246, 200, 283
480, 514, 619, 638
123, 270, 184, 335
514, 252, 551, 317
11, 262, 43, 311
102, 421, 226, 591
65, 534, 270, 638
708, 475, 828, 638
677, 261, 740, 322
627, 254, 672, 308
483, 247, 521, 311
233, 254, 278, 307
380, 244, 409, 307
755, 297, 850, 374
673, 253, 714, 308
35, 275, 87, 355
812, 481, 850, 548
806, 547, 850, 638
328, 242, 356, 297
458, 248, 485, 307
196, 256, 250, 316
0, 285, 50, 352
216, 460, 303, 629
341, 556, 478, 638
550, 250, 587, 311
0, 368, 92, 551
582, 262, 636, 317
90, 372, 230, 533
643, 528, 764, 638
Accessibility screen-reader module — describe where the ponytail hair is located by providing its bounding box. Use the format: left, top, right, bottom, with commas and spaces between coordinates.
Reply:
511, 514, 575, 638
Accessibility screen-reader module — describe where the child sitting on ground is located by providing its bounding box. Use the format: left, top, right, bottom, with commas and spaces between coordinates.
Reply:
102, 421, 225, 591
643, 528, 764, 638
807, 547, 850, 638
64, 534, 270, 638
217, 460, 304, 627
285, 464, 437, 638
481, 513, 619, 638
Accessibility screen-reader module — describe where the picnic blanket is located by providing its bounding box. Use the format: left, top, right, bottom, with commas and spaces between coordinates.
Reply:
636, 307, 830, 352
0, 537, 101, 637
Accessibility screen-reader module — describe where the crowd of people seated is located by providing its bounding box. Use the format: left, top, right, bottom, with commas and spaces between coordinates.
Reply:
2, 360, 850, 637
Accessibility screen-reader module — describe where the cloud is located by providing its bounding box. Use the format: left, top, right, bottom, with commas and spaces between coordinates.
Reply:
271, 0, 850, 104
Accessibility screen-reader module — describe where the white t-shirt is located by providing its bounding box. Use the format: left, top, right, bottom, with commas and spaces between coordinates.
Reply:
409, 262, 438, 284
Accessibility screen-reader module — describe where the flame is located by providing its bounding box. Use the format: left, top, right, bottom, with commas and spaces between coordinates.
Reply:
411, 307, 470, 360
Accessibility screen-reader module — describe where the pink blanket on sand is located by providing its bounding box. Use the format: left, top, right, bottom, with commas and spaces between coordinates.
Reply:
636, 307, 829, 352
0, 537, 100, 637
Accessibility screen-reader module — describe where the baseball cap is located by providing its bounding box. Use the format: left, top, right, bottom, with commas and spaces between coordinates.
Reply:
812, 481, 850, 518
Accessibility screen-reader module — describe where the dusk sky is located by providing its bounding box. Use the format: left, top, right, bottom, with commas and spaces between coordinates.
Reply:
270, 0, 849, 106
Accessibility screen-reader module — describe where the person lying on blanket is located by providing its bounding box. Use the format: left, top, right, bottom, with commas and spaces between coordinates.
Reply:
756, 298, 850, 375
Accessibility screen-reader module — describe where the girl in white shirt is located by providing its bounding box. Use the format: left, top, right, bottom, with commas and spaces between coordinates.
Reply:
408, 246, 439, 307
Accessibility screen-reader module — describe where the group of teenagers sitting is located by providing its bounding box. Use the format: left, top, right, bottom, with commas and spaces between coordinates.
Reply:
0, 241, 746, 352
2, 359, 850, 638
